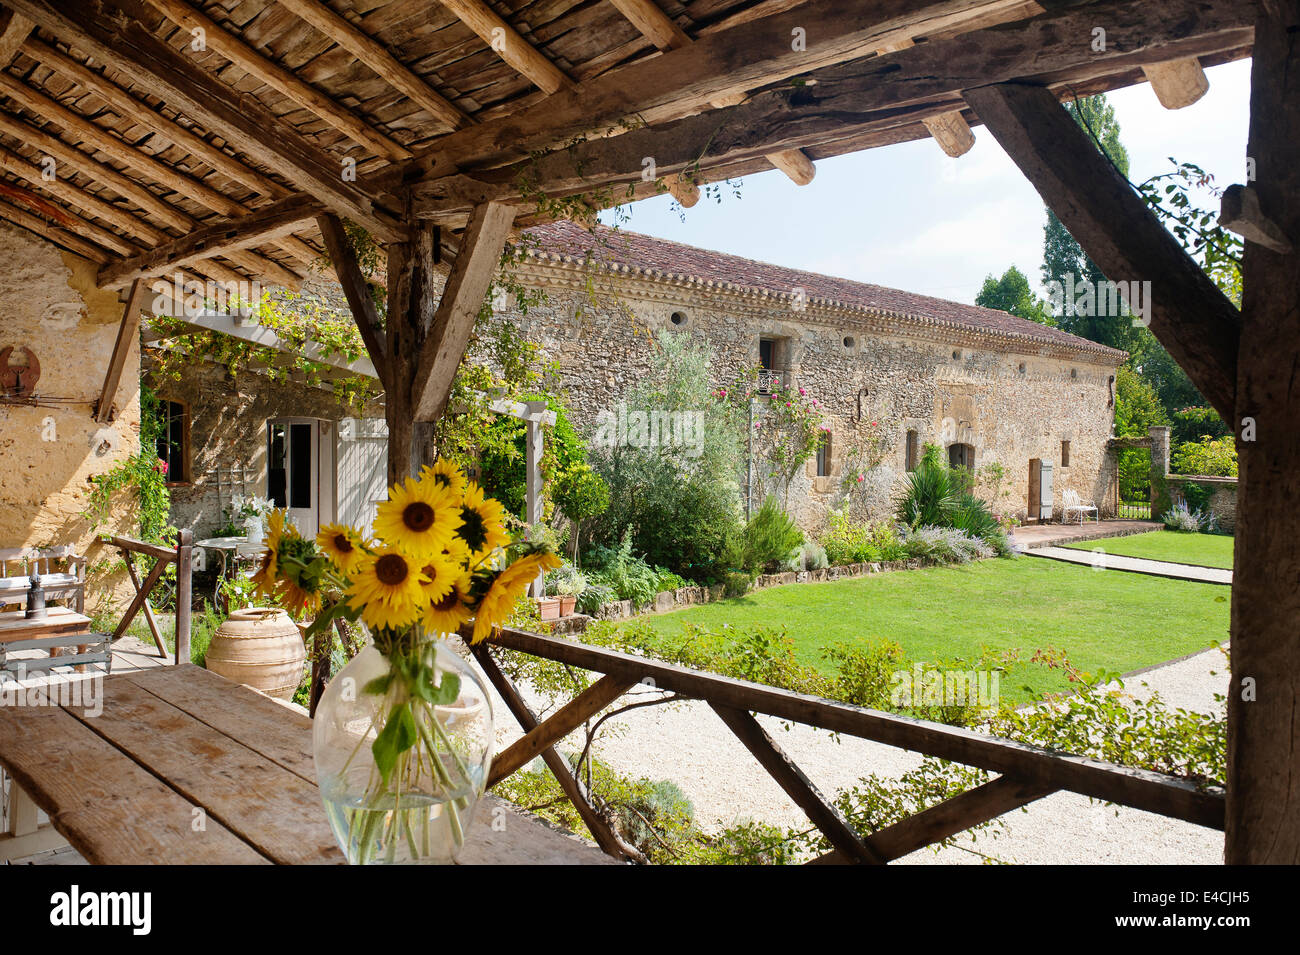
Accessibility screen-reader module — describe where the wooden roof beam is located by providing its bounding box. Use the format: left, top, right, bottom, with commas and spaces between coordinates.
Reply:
20, 36, 288, 199
411, 0, 1253, 219
0, 8, 33, 65
97, 193, 323, 289
140, 0, 411, 162
0, 192, 112, 262
0, 137, 302, 288
6, 0, 405, 240
436, 0, 570, 95
606, 0, 816, 185
402, 0, 1064, 184
964, 81, 1239, 419
275, 0, 472, 132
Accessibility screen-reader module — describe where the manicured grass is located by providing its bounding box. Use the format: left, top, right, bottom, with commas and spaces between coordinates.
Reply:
1061, 530, 1234, 569
626, 557, 1229, 702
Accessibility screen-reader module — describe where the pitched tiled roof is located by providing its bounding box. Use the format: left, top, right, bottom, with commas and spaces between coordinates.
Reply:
522, 220, 1125, 363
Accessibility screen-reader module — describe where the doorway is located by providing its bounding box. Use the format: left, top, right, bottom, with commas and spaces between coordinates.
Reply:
267, 418, 332, 538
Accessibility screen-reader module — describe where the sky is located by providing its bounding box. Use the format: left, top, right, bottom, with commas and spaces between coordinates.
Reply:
599, 59, 1252, 306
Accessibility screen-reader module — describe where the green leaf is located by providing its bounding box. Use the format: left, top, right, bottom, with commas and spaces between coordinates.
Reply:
362, 674, 394, 696
371, 702, 417, 788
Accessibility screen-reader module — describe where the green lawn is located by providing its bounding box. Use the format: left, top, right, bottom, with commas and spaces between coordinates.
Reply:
1061, 530, 1234, 569
626, 558, 1229, 702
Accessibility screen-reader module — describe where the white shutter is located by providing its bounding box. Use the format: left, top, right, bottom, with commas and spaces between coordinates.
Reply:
336, 418, 388, 535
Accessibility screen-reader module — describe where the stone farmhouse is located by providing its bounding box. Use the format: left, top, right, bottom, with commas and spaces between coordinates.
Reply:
148, 220, 1125, 540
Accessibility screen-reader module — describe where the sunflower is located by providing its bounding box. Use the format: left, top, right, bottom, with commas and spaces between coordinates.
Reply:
272, 532, 323, 619
417, 553, 460, 605
347, 547, 429, 631
421, 459, 468, 496
456, 482, 510, 562
373, 476, 462, 560
316, 523, 367, 575
423, 570, 475, 635
250, 509, 287, 600
470, 551, 562, 644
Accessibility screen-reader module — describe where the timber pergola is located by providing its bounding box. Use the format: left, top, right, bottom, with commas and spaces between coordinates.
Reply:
0, 0, 1289, 863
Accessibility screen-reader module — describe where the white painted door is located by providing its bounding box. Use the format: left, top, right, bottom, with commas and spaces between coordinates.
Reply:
335, 418, 388, 536
267, 418, 323, 538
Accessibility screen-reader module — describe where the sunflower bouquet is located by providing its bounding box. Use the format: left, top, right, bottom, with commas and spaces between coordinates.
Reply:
252, 460, 558, 864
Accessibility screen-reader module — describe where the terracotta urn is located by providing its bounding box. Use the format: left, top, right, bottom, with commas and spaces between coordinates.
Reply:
205, 607, 306, 700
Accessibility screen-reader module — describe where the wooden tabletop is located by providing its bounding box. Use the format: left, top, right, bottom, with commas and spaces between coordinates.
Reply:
0, 664, 616, 865
0, 606, 91, 644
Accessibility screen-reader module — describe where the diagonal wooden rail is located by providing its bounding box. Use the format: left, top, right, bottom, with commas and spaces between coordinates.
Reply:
472, 626, 1225, 864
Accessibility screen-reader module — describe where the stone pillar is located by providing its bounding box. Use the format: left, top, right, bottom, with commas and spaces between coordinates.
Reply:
1149, 425, 1171, 515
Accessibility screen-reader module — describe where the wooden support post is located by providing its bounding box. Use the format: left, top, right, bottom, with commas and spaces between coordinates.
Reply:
122, 556, 167, 658
1142, 57, 1210, 109
174, 529, 192, 667
963, 81, 1241, 420
1228, 0, 1300, 865
525, 412, 545, 596
469, 643, 641, 861
94, 280, 148, 423
711, 703, 884, 864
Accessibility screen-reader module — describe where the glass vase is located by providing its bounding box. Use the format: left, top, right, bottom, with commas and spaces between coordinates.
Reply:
312, 632, 494, 864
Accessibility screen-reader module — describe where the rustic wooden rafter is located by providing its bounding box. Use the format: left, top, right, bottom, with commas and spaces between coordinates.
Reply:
0, 8, 32, 65
435, 0, 570, 95
5, 0, 405, 240
0, 193, 111, 261
963, 81, 1241, 419
140, 0, 411, 161
605, 0, 818, 185
1142, 56, 1210, 109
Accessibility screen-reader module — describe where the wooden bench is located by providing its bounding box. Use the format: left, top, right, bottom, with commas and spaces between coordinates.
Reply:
0, 547, 86, 613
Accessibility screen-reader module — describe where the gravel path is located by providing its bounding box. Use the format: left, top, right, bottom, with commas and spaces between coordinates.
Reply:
489, 644, 1228, 865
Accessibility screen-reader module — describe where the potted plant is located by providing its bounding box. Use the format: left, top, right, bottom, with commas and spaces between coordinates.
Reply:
230, 493, 274, 544
549, 563, 588, 617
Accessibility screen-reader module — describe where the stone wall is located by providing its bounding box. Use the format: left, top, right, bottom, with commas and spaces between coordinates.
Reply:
495, 260, 1123, 532
0, 222, 141, 613
1167, 475, 1238, 533
146, 353, 382, 537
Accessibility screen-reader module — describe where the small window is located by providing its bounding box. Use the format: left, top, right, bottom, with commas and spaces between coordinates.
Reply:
948, 443, 974, 469
905, 430, 919, 471
670, 311, 686, 326
1061, 440, 1071, 467
816, 432, 832, 477
155, 399, 190, 484
759, 338, 776, 370
842, 335, 855, 348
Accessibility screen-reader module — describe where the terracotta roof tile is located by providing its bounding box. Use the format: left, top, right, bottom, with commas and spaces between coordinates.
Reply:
522, 220, 1125, 362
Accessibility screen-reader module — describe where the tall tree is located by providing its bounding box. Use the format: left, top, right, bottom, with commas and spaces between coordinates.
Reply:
1040, 95, 1145, 353
975, 265, 1053, 324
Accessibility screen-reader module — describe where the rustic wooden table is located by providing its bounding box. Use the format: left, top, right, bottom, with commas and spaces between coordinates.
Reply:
0, 606, 92, 644
0, 664, 615, 865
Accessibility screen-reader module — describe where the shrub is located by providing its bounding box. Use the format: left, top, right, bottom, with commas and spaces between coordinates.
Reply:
902, 526, 993, 564
550, 463, 610, 564
584, 531, 660, 609
802, 541, 829, 570
722, 571, 754, 598
575, 581, 615, 616
738, 497, 803, 574
819, 510, 906, 565
1162, 501, 1209, 532
1172, 434, 1237, 477
895, 455, 959, 529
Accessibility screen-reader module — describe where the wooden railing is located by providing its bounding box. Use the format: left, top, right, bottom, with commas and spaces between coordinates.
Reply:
472, 626, 1225, 864
105, 530, 192, 664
